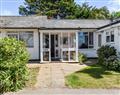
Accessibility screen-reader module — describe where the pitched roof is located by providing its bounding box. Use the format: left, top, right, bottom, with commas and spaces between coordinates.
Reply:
99, 18, 120, 29
0, 16, 111, 29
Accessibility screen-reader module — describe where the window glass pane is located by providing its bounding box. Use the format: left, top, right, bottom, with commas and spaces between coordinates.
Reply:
89, 32, 93, 45
43, 51, 49, 61
19, 32, 34, 47
111, 31, 114, 42
43, 33, 49, 48
78, 32, 88, 49
7, 32, 19, 40
70, 51, 76, 61
70, 33, 76, 48
62, 33, 68, 48
111, 35, 114, 42
55, 35, 58, 47
106, 36, 110, 42
98, 34, 102, 47
55, 50, 59, 57
63, 51, 69, 61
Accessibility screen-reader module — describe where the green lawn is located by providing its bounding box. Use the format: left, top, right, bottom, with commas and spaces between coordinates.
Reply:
26, 67, 39, 88
65, 64, 120, 89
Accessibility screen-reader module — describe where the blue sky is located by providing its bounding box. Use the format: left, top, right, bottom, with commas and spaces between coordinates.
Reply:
0, 0, 120, 16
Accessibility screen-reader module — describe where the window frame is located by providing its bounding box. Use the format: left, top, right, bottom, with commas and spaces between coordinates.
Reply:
98, 34, 102, 47
78, 32, 94, 49
7, 32, 19, 40
106, 30, 114, 43
7, 31, 34, 48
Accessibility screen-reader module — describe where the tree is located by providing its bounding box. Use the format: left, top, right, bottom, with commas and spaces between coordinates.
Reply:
19, 0, 77, 19
74, 3, 111, 19
111, 11, 120, 19
19, 0, 120, 19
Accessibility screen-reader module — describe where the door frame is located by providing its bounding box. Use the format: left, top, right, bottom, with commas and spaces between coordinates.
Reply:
40, 32, 60, 62
40, 32, 51, 62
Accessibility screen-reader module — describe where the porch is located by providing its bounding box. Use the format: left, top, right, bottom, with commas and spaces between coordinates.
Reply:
40, 30, 79, 63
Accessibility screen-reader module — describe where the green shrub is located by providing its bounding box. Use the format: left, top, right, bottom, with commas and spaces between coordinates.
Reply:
78, 53, 87, 64
97, 45, 117, 65
97, 45, 120, 71
0, 38, 29, 93
104, 56, 120, 71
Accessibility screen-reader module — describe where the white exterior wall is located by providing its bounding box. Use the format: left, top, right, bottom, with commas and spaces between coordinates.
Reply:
96, 23, 120, 54
0, 29, 39, 60
117, 27, 120, 53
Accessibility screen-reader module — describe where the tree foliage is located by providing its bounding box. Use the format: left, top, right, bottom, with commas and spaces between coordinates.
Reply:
111, 11, 120, 19
0, 38, 29, 93
19, 0, 120, 19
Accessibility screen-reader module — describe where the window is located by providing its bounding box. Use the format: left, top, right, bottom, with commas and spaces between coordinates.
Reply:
78, 32, 94, 49
7, 32, 19, 40
7, 31, 34, 47
19, 32, 34, 47
106, 31, 114, 43
98, 34, 102, 47
111, 31, 114, 42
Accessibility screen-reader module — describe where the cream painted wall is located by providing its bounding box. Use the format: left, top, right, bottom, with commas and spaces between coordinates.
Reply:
0, 29, 39, 60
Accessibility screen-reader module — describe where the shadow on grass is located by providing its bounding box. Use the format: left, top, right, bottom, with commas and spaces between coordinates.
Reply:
75, 64, 113, 79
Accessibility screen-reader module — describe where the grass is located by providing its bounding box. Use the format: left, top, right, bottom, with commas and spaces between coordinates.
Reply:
65, 64, 120, 89
25, 67, 39, 88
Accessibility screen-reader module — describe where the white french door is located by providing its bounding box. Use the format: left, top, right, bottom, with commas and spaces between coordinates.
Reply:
41, 33, 51, 62
61, 32, 78, 62
40, 32, 78, 62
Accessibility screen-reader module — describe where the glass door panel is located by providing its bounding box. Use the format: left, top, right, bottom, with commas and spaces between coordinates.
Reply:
63, 51, 69, 61
43, 51, 49, 61
62, 33, 69, 48
43, 33, 50, 61
55, 34, 60, 58
70, 51, 76, 61
70, 33, 76, 48
61, 32, 77, 62
69, 33, 76, 62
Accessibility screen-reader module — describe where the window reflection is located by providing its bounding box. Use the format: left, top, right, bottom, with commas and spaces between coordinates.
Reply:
78, 32, 94, 49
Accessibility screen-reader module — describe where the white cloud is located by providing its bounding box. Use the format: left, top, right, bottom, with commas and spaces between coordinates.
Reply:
0, 10, 13, 16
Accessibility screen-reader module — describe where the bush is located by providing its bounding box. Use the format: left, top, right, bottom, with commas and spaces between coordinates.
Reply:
105, 56, 120, 71
97, 45, 120, 71
78, 53, 87, 64
0, 38, 29, 93
97, 45, 117, 65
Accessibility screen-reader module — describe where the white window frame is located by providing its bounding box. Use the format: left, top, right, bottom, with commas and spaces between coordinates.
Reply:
7, 31, 34, 48
78, 32, 94, 49
106, 30, 114, 43
7, 32, 19, 40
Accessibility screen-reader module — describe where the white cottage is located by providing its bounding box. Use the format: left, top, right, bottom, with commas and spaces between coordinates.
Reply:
0, 16, 120, 63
